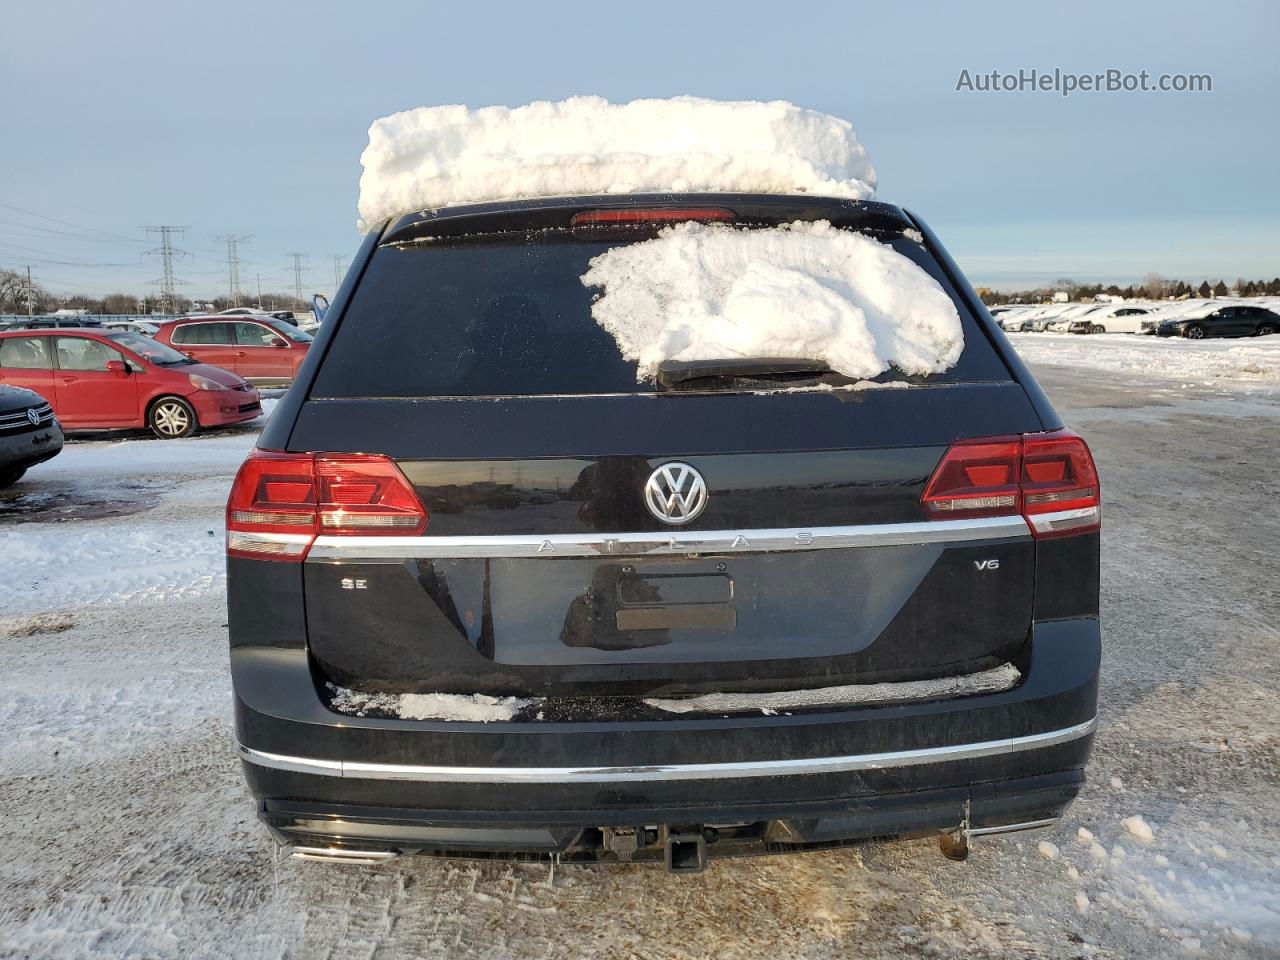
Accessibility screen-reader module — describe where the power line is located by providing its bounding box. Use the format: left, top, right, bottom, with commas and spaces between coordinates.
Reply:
287, 252, 308, 305
0, 219, 148, 248
146, 226, 190, 314
0, 240, 139, 267
0, 201, 146, 245
218, 234, 250, 306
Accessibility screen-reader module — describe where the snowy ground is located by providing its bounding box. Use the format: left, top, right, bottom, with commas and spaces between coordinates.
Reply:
1007, 332, 1280, 395
1, 361, 1278, 959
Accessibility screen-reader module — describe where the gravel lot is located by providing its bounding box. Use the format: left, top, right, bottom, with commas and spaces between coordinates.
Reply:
1, 357, 1276, 959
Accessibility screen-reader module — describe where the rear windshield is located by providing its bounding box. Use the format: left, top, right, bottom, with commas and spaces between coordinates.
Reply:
266, 319, 312, 342
312, 230, 1011, 399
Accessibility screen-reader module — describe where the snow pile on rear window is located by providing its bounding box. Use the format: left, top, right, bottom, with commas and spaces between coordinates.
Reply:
581, 220, 964, 381
357, 96, 876, 229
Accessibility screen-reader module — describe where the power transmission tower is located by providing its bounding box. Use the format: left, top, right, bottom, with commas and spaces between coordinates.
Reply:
145, 226, 189, 314
25, 265, 34, 317
219, 234, 250, 306
287, 252, 308, 306
332, 255, 344, 292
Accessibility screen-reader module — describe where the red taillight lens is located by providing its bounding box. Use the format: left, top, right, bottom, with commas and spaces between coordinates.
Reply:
922, 430, 1100, 539
921, 438, 1021, 519
570, 208, 736, 227
226, 450, 426, 562
226, 451, 317, 561
315, 456, 428, 535
1019, 430, 1100, 538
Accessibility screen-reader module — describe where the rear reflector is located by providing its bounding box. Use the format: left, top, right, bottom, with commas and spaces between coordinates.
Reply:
570, 208, 736, 227
922, 430, 1100, 539
227, 450, 427, 562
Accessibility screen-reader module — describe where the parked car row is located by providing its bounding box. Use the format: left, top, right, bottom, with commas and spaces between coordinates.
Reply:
0, 327, 262, 441
996, 297, 1280, 339
0, 309, 314, 477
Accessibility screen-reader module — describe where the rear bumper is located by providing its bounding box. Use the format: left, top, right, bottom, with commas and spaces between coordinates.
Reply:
234, 618, 1099, 860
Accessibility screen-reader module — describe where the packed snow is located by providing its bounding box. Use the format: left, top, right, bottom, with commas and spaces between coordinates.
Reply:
328, 685, 528, 723
581, 220, 963, 381
357, 96, 876, 229
1122, 814, 1157, 844
644, 662, 1019, 715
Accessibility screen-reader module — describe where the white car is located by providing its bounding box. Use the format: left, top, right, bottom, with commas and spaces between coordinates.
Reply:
1082, 305, 1151, 334
1045, 304, 1107, 332
103, 320, 160, 336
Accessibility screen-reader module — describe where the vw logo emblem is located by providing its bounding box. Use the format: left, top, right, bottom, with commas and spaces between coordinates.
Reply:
644, 462, 708, 525
26, 408, 40, 426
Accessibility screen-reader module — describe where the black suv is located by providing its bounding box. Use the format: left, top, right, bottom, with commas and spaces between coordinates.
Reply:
228, 195, 1101, 871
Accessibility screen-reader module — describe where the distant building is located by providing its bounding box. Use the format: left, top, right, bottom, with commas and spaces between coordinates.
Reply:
1052, 291, 1069, 303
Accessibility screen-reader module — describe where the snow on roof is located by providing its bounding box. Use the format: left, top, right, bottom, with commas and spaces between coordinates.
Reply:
357, 96, 877, 230
580, 220, 963, 382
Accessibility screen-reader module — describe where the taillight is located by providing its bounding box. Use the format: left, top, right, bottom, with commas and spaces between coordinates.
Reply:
226, 450, 426, 562
1019, 430, 1101, 538
922, 430, 1100, 539
920, 437, 1021, 519
570, 208, 736, 227
315, 456, 427, 534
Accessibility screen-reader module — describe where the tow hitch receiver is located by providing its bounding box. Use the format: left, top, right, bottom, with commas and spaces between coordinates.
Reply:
662, 826, 709, 874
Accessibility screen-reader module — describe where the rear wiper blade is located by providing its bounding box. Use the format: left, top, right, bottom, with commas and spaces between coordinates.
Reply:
657, 357, 832, 389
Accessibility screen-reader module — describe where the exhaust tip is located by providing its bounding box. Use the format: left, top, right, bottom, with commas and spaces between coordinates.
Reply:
289, 845, 401, 865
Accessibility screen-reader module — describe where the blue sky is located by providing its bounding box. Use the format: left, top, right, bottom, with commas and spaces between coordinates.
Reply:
1, 0, 1277, 297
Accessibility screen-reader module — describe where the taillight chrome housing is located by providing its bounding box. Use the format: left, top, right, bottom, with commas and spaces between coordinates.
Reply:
922, 429, 1100, 539
226, 449, 427, 562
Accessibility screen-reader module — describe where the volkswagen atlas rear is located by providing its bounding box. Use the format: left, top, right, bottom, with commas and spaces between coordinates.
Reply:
229, 195, 1100, 871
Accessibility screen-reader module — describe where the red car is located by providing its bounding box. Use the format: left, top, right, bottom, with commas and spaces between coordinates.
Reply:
154, 316, 312, 385
0, 329, 261, 439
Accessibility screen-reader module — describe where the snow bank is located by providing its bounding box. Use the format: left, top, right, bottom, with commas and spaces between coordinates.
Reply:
644, 662, 1019, 715
328, 685, 527, 723
357, 96, 876, 229
581, 220, 964, 382
1007, 332, 1280, 391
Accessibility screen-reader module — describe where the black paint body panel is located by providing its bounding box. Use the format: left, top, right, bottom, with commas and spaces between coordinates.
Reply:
286, 383, 1038, 461
304, 536, 1034, 697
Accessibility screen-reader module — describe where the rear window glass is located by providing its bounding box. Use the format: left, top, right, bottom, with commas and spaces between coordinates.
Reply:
173, 322, 233, 345
312, 230, 1011, 398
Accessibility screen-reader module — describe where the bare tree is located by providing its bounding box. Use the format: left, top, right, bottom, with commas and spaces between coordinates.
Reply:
102, 293, 144, 314
0, 269, 48, 313
1142, 273, 1169, 299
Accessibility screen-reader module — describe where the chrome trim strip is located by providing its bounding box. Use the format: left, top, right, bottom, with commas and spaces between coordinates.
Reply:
238, 715, 1096, 784
228, 530, 314, 545
969, 817, 1059, 837
307, 515, 1031, 560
